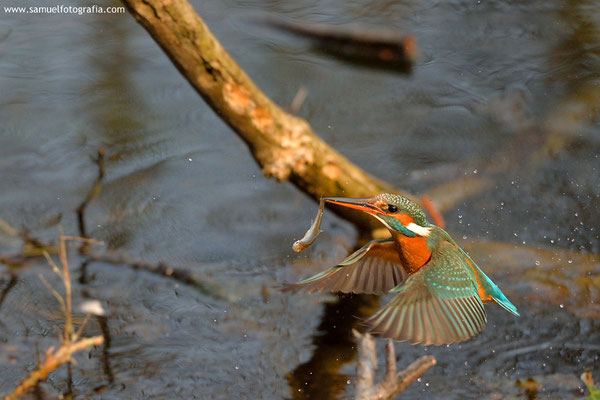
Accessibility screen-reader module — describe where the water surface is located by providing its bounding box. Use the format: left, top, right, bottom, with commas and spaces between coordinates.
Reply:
0, 0, 599, 398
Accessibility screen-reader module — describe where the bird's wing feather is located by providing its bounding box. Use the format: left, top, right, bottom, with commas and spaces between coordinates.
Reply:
367, 240, 487, 345
282, 238, 407, 295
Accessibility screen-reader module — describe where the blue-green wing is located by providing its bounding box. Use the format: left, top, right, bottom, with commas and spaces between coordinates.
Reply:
283, 238, 407, 295
367, 240, 487, 345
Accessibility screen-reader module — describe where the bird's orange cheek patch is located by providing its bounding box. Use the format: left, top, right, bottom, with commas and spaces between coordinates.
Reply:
395, 213, 415, 226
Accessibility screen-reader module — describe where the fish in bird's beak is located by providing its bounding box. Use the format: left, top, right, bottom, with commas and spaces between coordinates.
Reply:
324, 197, 381, 215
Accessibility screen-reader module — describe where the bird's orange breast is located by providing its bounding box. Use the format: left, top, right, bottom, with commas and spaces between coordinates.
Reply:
391, 213, 432, 274
395, 234, 431, 274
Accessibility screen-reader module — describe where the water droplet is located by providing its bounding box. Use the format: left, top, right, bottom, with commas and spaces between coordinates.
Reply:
426, 382, 430, 387
188, 158, 192, 162
568, 260, 573, 264
346, 380, 351, 385
234, 365, 239, 370
559, 304, 564, 308
535, 260, 540, 266
417, 378, 422, 382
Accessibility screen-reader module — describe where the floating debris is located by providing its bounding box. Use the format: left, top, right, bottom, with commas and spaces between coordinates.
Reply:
261, 18, 416, 73
79, 299, 106, 316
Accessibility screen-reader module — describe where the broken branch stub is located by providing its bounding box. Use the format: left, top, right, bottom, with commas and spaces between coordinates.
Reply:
353, 329, 436, 400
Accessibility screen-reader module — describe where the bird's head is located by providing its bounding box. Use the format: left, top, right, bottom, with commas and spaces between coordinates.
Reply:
325, 193, 432, 237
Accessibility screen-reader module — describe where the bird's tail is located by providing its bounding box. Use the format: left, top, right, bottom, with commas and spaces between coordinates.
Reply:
461, 250, 520, 317
490, 286, 520, 316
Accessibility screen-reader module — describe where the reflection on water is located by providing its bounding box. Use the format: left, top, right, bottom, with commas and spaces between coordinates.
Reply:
288, 294, 379, 399
0, 0, 599, 398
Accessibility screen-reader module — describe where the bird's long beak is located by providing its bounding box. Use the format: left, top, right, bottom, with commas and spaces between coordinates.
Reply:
324, 197, 380, 215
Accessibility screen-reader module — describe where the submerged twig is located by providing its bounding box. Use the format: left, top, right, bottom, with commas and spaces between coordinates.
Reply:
293, 198, 325, 252
88, 252, 228, 300
289, 86, 309, 114
76, 148, 106, 254
0, 274, 17, 310
352, 329, 436, 400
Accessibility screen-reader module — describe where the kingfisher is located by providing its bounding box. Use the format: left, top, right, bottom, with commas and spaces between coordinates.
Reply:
284, 193, 519, 346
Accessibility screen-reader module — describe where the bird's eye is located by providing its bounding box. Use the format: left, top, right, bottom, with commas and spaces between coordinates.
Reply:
387, 204, 398, 213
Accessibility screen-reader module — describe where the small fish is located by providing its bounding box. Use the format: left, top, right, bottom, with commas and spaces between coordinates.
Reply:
292, 198, 325, 252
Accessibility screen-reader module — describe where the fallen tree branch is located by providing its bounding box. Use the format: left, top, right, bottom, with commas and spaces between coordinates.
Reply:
119, 0, 413, 233
352, 329, 436, 400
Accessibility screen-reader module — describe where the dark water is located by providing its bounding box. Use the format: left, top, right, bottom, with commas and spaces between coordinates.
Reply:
0, 0, 599, 398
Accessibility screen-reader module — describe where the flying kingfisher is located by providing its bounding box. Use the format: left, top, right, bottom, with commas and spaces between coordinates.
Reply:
284, 193, 519, 346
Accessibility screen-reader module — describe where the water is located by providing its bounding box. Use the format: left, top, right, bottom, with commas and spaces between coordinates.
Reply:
0, 0, 599, 398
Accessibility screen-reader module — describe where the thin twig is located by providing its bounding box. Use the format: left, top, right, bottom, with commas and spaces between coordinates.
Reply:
3, 336, 104, 400
3, 235, 105, 400
289, 86, 308, 114
76, 148, 105, 254
37, 273, 66, 316
0, 218, 19, 237
59, 236, 72, 342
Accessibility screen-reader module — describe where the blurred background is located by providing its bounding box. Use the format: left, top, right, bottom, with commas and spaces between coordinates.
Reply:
0, 0, 598, 398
